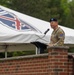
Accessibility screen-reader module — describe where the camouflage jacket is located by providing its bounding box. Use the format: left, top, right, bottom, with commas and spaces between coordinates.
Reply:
50, 27, 65, 46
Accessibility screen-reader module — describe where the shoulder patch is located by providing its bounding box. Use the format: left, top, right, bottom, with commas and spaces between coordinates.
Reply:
59, 34, 64, 37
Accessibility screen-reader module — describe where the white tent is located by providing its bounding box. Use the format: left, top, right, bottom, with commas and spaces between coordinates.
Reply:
0, 5, 50, 44
0, 5, 74, 57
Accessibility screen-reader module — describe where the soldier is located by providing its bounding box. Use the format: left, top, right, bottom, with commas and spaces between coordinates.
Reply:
49, 18, 65, 46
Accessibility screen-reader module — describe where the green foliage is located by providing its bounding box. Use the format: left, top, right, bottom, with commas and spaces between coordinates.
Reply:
0, 52, 5, 58
0, 50, 35, 58
48, 0, 61, 17
9, 0, 50, 21
60, 0, 73, 28
0, 0, 12, 7
8, 50, 35, 57
68, 47, 74, 53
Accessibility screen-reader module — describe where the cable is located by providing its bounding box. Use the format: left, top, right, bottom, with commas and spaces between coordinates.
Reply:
35, 29, 50, 42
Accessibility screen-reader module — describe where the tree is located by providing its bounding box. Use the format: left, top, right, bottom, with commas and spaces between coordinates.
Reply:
68, 0, 74, 29
8, 0, 50, 21
48, 0, 62, 23
60, 0, 74, 28
0, 0, 12, 7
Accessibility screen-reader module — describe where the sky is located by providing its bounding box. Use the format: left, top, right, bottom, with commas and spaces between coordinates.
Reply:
68, 0, 72, 2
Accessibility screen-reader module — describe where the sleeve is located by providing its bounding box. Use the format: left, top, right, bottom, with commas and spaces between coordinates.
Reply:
53, 30, 65, 46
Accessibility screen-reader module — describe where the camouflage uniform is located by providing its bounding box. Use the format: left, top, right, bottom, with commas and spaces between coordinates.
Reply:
50, 27, 65, 46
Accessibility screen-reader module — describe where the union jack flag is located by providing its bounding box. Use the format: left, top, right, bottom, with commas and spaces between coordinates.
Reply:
0, 8, 39, 32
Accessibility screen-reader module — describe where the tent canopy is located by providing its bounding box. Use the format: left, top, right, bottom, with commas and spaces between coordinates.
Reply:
0, 5, 49, 45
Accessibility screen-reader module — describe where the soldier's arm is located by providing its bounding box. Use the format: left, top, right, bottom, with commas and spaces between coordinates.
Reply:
53, 31, 65, 46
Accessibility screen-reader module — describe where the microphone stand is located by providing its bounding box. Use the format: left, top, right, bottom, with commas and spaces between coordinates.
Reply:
31, 29, 50, 54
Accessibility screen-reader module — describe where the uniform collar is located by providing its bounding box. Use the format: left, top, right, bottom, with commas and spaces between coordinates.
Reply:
54, 27, 59, 31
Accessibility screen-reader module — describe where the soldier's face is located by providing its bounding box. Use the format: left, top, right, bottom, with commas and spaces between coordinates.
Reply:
50, 21, 58, 29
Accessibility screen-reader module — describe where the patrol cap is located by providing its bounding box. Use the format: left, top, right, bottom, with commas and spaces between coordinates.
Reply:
49, 18, 57, 22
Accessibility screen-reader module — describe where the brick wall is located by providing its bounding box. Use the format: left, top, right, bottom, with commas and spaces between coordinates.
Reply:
0, 46, 74, 75
48, 46, 68, 75
0, 54, 49, 75
68, 55, 74, 75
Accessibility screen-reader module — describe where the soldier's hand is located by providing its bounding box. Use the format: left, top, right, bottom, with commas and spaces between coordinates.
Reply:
48, 43, 54, 47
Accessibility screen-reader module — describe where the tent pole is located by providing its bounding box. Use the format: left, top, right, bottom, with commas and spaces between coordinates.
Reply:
5, 45, 8, 58
36, 47, 37, 55
36, 47, 40, 55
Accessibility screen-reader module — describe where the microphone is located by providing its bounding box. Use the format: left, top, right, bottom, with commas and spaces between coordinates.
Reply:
44, 29, 49, 34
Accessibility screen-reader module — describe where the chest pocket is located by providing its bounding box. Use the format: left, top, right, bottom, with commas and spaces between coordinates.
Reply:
51, 30, 59, 43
